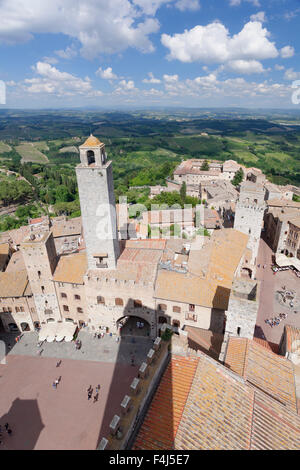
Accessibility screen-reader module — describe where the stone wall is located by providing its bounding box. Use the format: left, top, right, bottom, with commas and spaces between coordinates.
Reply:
76, 161, 119, 271
223, 279, 260, 340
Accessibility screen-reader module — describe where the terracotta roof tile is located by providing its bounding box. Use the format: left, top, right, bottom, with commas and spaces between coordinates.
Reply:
0, 270, 29, 298
135, 351, 300, 450
133, 356, 198, 450
53, 251, 87, 284
225, 338, 297, 411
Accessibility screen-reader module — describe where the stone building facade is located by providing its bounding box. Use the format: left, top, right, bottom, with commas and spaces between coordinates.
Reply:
234, 181, 266, 278
0, 135, 258, 344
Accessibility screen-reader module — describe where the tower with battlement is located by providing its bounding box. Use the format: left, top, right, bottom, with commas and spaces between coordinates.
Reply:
234, 181, 266, 278
76, 135, 120, 271
20, 231, 62, 323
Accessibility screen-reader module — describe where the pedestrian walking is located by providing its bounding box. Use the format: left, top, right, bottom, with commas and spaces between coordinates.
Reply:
95, 384, 101, 393
88, 391, 92, 400
4, 423, 9, 431
93, 393, 99, 403
56, 360, 61, 367
52, 381, 57, 389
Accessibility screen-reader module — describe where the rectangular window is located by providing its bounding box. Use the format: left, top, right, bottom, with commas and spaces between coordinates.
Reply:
61, 293, 67, 298
63, 305, 69, 312
189, 304, 195, 312
77, 307, 83, 314
74, 295, 81, 300
185, 313, 197, 322
173, 306, 181, 313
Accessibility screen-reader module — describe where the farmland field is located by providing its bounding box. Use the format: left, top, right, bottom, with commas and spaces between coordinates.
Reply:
15, 143, 48, 163
0, 141, 12, 153
59, 146, 79, 153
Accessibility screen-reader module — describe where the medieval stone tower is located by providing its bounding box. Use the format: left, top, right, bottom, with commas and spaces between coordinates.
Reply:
76, 135, 120, 271
20, 231, 62, 323
234, 181, 265, 278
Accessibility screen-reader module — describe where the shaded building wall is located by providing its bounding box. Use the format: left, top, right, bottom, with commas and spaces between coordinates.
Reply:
84, 274, 157, 337
20, 233, 62, 324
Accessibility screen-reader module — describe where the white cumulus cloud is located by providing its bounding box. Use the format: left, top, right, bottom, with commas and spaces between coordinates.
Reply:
0, 0, 160, 59
143, 72, 161, 83
229, 0, 260, 6
250, 11, 266, 22
227, 59, 265, 74
96, 67, 118, 80
24, 61, 103, 97
280, 45, 295, 58
161, 21, 279, 66
175, 0, 200, 11
284, 68, 300, 80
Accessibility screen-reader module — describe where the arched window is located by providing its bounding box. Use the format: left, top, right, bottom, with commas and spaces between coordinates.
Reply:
97, 296, 105, 305
87, 150, 95, 165
134, 300, 142, 308
159, 316, 167, 324
20, 322, 30, 331
115, 298, 123, 306
8, 323, 19, 332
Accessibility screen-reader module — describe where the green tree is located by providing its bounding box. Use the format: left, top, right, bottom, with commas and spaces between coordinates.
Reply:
201, 160, 209, 171
232, 167, 244, 186
180, 182, 187, 202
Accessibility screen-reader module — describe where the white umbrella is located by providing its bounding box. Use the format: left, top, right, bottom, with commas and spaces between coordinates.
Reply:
39, 324, 50, 342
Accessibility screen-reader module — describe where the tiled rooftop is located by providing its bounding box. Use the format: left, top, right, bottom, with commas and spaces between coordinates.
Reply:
133, 356, 198, 450
51, 216, 82, 238
225, 338, 297, 412
134, 352, 300, 450
53, 251, 88, 284
0, 270, 29, 298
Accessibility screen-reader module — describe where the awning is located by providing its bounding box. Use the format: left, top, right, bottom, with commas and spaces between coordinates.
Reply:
275, 254, 300, 271
39, 324, 50, 342
46, 322, 58, 342
38, 321, 76, 342
61, 322, 77, 342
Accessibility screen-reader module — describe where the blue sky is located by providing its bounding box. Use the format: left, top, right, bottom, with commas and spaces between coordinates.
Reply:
0, 0, 299, 108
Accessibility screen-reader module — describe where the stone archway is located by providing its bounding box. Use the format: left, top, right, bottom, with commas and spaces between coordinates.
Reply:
241, 267, 252, 278
87, 150, 95, 165
20, 322, 30, 332
8, 323, 19, 332
117, 315, 151, 337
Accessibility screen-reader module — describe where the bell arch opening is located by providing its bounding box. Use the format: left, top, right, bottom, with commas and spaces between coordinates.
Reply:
87, 150, 95, 165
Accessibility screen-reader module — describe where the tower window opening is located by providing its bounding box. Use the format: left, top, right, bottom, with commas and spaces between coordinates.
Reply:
87, 150, 95, 165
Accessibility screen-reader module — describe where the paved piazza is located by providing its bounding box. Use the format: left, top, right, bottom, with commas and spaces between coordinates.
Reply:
255, 238, 300, 345
0, 331, 152, 450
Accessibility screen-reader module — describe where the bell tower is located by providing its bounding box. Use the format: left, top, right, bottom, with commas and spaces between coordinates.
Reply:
76, 135, 119, 270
